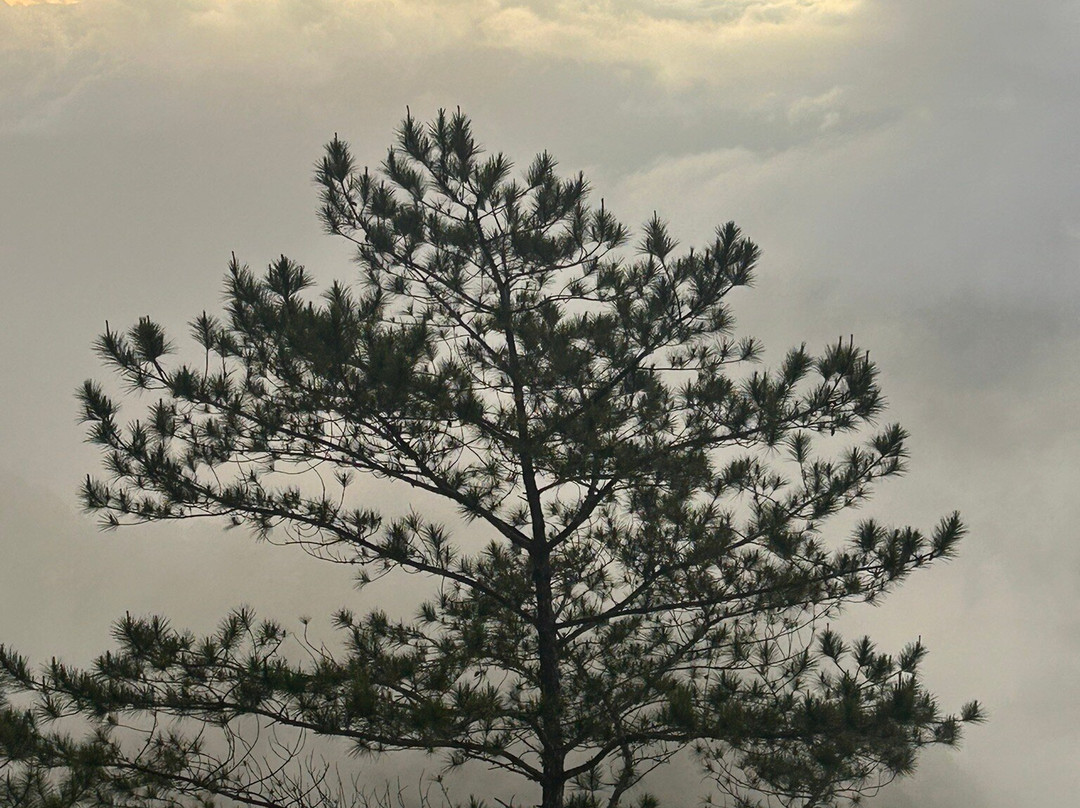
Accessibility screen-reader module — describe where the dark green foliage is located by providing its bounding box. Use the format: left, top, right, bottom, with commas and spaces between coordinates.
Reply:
0, 111, 981, 808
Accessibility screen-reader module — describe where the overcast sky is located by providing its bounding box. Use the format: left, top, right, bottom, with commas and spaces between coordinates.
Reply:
1, 0, 1078, 805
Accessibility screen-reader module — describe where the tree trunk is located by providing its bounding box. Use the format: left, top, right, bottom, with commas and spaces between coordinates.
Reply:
495, 263, 565, 806
532, 549, 565, 808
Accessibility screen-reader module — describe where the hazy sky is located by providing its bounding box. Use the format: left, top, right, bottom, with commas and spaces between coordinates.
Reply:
1, 0, 1078, 805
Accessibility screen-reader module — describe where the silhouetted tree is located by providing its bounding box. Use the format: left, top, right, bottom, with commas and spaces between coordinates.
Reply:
0, 110, 981, 808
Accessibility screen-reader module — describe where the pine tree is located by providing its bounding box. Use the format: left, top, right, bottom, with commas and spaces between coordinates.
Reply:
0, 110, 981, 808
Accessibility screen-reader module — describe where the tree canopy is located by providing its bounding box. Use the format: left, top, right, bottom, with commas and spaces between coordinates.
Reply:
0, 110, 981, 808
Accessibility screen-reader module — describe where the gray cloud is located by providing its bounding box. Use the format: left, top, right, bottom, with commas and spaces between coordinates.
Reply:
1, 0, 1077, 805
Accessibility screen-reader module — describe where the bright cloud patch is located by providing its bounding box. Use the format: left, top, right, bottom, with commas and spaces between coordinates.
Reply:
1, 0, 868, 92
480, 0, 866, 85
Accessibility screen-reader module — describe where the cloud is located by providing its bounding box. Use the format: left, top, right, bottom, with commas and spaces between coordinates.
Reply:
0, 0, 874, 134
2, 0, 1079, 804
480, 0, 865, 86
